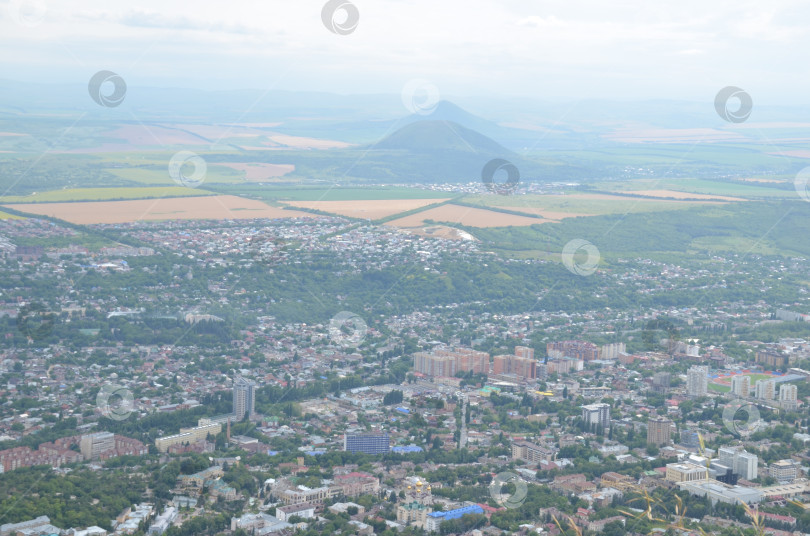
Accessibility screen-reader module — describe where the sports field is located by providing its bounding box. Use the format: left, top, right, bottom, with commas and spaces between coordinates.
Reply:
708, 371, 780, 393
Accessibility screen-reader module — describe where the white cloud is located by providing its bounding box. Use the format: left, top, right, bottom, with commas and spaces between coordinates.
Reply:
0, 0, 809, 102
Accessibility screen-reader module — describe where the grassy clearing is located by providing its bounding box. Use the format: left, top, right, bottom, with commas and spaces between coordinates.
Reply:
688, 236, 784, 256
0, 210, 22, 219
224, 186, 453, 202
106, 165, 243, 185
0, 187, 213, 203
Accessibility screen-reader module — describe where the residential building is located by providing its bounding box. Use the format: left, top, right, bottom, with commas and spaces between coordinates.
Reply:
779, 384, 798, 410
412, 347, 489, 377
343, 434, 390, 455
80, 432, 115, 461
652, 372, 671, 393
756, 350, 789, 370
646, 417, 673, 446
731, 375, 750, 398
547, 340, 600, 361
687, 366, 708, 397
397, 502, 430, 528
493, 352, 537, 380
600, 342, 627, 360
233, 376, 256, 421
511, 440, 556, 464
755, 379, 776, 400
582, 403, 611, 430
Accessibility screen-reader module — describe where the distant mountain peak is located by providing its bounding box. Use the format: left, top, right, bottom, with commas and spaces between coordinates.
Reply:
374, 120, 512, 156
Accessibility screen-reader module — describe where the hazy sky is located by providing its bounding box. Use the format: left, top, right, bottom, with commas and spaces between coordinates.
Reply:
3, 0, 810, 103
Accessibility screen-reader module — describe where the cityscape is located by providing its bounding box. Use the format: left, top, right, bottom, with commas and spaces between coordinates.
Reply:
4, 1, 810, 536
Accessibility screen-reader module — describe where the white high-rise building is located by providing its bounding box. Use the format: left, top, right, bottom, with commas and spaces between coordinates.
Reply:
582, 403, 611, 429
233, 376, 256, 421
730, 375, 750, 397
779, 384, 798, 410
755, 379, 776, 400
687, 366, 708, 397
718, 446, 758, 480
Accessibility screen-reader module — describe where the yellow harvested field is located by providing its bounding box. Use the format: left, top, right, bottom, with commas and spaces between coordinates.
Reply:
385, 204, 542, 228
284, 199, 451, 220
624, 190, 742, 201
4, 195, 315, 224
217, 163, 295, 180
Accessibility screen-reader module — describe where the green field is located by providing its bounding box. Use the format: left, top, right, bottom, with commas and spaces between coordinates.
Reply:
219, 185, 453, 203
0, 187, 213, 203
106, 165, 244, 186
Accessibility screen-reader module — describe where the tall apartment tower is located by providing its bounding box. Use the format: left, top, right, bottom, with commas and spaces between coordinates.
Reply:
514, 346, 534, 359
730, 375, 750, 398
582, 403, 611, 429
233, 376, 256, 421
755, 379, 776, 400
779, 384, 798, 410
647, 417, 673, 446
686, 366, 709, 397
